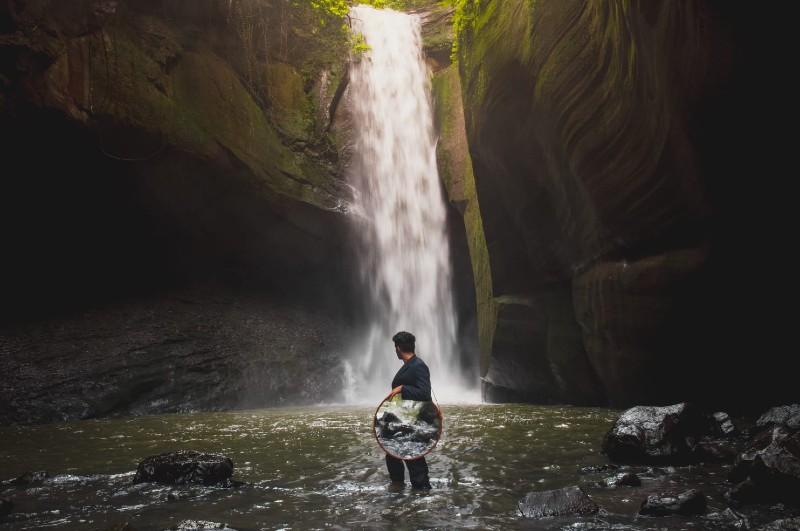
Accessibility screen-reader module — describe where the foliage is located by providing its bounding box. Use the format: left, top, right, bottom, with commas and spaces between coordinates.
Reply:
450, 0, 479, 61
349, 31, 372, 57
359, 0, 450, 11
306, 0, 351, 23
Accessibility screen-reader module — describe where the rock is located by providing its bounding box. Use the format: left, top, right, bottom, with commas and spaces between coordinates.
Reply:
726, 425, 800, 507
599, 472, 641, 488
601, 403, 711, 464
692, 440, 737, 463
170, 520, 239, 530
4, 470, 49, 486
133, 450, 234, 486
518, 486, 599, 518
702, 507, 750, 529
711, 411, 739, 437
638, 488, 707, 517
757, 516, 800, 530
753, 405, 800, 434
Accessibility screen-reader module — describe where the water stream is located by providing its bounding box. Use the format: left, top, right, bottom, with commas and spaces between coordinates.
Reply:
344, 5, 477, 404
0, 404, 775, 530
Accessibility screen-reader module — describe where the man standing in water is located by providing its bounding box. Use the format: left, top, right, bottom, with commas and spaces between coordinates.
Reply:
383, 330, 433, 491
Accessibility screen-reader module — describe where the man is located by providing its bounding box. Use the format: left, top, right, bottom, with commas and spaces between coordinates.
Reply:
383, 330, 433, 491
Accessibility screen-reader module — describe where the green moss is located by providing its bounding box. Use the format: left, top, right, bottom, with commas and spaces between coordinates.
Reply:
431, 65, 494, 376
266, 62, 315, 140
86, 29, 175, 134
361, 0, 445, 11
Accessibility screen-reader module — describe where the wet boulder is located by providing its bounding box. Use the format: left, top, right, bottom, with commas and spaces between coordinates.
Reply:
638, 488, 707, 516
375, 412, 414, 440
599, 471, 641, 488
751, 404, 800, 435
1, 470, 49, 487
133, 450, 234, 486
601, 403, 712, 464
692, 439, 738, 463
757, 516, 800, 530
710, 411, 739, 438
726, 424, 800, 507
518, 486, 598, 518
171, 520, 240, 530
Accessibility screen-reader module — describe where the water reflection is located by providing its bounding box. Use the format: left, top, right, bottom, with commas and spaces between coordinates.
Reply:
374, 397, 442, 460
0, 404, 768, 530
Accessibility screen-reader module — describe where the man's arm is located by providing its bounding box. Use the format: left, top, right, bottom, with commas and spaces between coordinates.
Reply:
398, 362, 431, 401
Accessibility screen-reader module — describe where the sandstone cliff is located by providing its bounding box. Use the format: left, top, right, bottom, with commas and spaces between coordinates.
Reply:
455, 0, 792, 412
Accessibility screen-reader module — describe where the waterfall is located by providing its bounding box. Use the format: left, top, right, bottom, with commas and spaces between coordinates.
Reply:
344, 5, 479, 405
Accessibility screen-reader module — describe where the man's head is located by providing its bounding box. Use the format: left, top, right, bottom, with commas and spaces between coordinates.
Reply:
392, 331, 415, 354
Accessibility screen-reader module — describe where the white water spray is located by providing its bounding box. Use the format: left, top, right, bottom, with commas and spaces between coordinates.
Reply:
344, 5, 479, 405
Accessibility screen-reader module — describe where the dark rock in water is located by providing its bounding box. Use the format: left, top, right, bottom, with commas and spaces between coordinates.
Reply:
692, 439, 738, 463
170, 520, 239, 530
133, 450, 234, 486
579, 463, 619, 474
518, 486, 598, 518
601, 402, 711, 464
752, 404, 800, 434
375, 412, 407, 439
757, 516, 800, 530
417, 401, 440, 425
702, 507, 750, 529
3, 470, 49, 486
638, 488, 707, 516
0, 498, 12, 517
599, 471, 641, 488
726, 425, 800, 508
711, 411, 739, 437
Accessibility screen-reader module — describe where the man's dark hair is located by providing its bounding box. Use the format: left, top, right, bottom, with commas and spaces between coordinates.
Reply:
392, 331, 415, 353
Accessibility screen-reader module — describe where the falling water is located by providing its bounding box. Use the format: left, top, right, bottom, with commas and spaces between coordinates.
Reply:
344, 5, 478, 405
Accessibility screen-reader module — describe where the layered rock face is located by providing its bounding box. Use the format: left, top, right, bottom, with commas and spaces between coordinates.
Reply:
455, 0, 792, 412
1, 0, 354, 299
0, 0, 361, 423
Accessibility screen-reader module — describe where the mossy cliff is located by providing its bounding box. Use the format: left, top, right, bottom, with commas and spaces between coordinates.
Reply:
454, 0, 791, 412
0, 0, 358, 423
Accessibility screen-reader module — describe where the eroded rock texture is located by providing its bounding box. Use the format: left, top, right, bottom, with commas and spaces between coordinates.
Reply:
455, 0, 791, 411
0, 0, 360, 423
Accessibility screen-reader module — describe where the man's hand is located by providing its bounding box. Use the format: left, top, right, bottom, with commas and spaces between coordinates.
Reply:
385, 385, 403, 401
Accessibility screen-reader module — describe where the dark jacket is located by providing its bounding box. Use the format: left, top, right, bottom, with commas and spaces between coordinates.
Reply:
391, 355, 432, 401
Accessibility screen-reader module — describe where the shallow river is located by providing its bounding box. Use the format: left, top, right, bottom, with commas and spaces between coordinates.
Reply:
0, 403, 774, 530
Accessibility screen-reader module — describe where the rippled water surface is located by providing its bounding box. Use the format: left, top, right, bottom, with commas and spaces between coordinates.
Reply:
0, 403, 775, 530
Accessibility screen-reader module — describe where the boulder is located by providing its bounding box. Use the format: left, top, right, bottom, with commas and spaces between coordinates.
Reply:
133, 450, 234, 486
601, 403, 711, 464
639, 489, 707, 517
726, 425, 800, 507
518, 485, 598, 518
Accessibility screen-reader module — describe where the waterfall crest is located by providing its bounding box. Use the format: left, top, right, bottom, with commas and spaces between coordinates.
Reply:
344, 5, 479, 405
